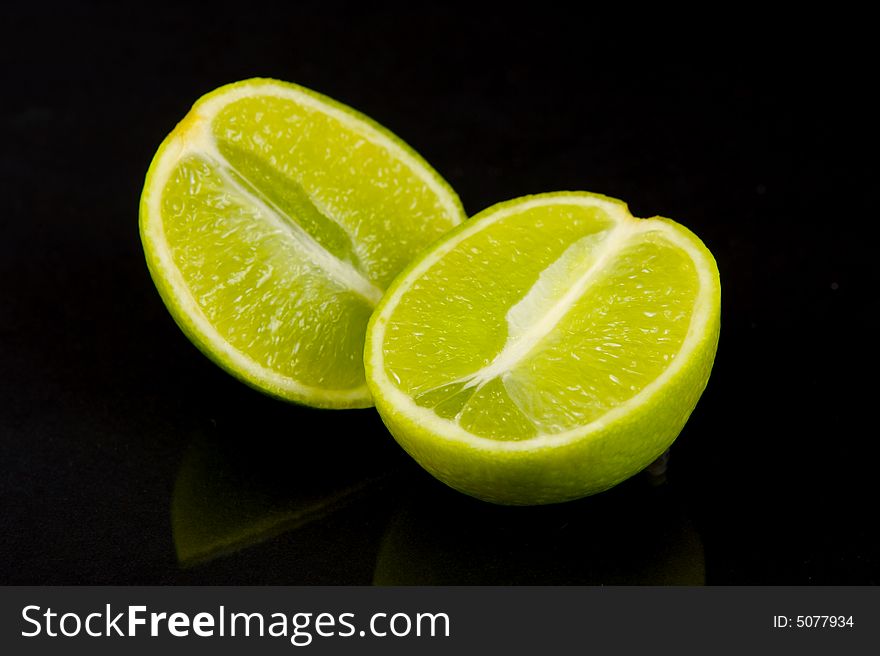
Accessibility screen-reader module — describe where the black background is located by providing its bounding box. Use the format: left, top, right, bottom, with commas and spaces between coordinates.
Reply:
1, 4, 876, 584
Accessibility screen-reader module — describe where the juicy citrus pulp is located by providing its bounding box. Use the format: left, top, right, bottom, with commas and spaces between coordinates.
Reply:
140, 79, 465, 407
365, 192, 720, 504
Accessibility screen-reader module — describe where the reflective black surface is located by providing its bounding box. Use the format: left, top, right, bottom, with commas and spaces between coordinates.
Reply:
1, 5, 876, 584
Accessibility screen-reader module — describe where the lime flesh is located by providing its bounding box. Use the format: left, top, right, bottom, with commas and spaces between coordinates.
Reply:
140, 79, 465, 407
366, 192, 720, 504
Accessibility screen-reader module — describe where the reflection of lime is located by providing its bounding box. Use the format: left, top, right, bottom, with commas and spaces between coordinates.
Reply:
171, 418, 390, 567
141, 79, 464, 408
373, 477, 705, 585
366, 193, 720, 504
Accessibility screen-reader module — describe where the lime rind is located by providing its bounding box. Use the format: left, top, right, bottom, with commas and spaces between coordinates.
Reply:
140, 78, 465, 408
365, 192, 720, 504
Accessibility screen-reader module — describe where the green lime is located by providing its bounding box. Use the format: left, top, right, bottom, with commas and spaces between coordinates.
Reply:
365, 192, 720, 504
140, 78, 464, 407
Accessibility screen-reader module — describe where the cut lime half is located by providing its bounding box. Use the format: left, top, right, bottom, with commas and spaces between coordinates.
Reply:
140, 78, 465, 408
366, 192, 720, 504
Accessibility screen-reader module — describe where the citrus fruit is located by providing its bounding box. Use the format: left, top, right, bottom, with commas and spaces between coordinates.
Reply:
365, 192, 720, 504
140, 78, 464, 408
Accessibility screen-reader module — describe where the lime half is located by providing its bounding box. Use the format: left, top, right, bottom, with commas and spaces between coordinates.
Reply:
366, 192, 720, 504
140, 79, 464, 407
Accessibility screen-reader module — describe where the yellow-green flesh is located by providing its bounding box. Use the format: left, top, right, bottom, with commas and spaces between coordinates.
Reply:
382, 202, 700, 440
149, 84, 463, 402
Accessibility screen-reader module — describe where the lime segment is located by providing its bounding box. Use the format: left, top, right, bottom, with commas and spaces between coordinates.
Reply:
366, 192, 720, 504
140, 79, 465, 407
